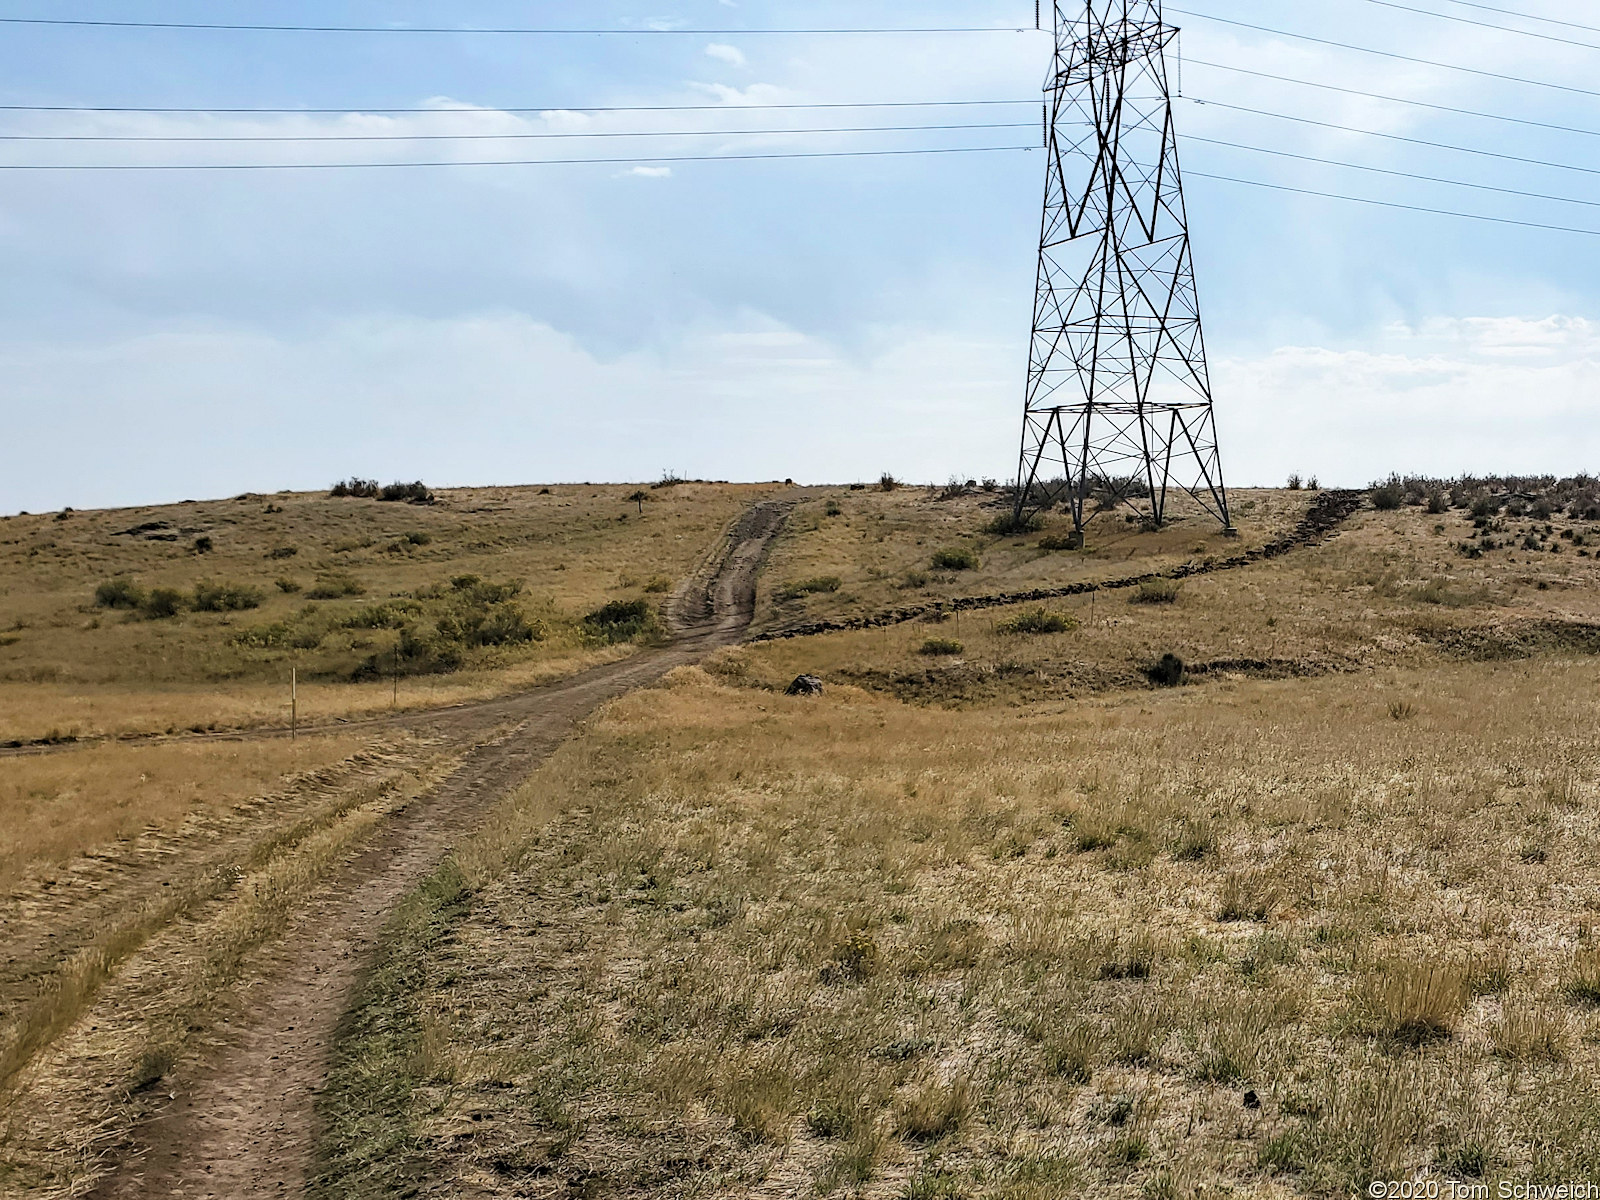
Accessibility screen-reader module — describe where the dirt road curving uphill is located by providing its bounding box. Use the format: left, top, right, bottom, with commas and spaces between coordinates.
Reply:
84, 499, 792, 1200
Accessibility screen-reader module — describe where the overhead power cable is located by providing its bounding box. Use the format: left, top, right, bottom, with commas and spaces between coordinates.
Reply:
1187, 134, 1600, 209
1349, 0, 1600, 49
0, 120, 1041, 144
0, 98, 1037, 116
1185, 59, 1600, 141
1432, 0, 1600, 35
1190, 170, 1600, 237
0, 132, 1593, 237
0, 16, 1026, 35
1187, 97, 1600, 178
0, 143, 1040, 169
1168, 8, 1600, 100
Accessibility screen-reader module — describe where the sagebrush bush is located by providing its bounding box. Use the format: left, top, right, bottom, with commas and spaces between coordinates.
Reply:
985, 511, 1043, 536
1146, 653, 1185, 687
1370, 475, 1406, 511
141, 587, 186, 620
94, 579, 144, 609
1038, 532, 1082, 551
191, 581, 263, 613
329, 478, 380, 499
379, 481, 435, 505
307, 572, 366, 600
777, 576, 842, 601
920, 638, 965, 656
930, 547, 979, 571
584, 598, 661, 644
998, 607, 1077, 635
1130, 578, 1182, 605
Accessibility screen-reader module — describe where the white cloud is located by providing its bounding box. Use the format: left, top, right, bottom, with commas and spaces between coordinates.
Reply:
704, 43, 748, 68
622, 166, 672, 179
1217, 316, 1600, 486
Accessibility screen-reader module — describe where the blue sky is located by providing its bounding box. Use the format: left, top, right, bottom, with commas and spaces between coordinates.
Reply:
0, 0, 1596, 511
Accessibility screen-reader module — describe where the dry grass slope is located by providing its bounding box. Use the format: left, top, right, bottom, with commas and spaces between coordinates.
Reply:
315, 653, 1600, 1198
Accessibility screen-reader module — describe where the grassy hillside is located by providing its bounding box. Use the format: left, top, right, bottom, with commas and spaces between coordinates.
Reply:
315, 658, 1600, 1198
0, 481, 775, 743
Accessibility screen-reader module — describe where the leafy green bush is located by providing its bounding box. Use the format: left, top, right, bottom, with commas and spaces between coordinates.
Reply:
920, 637, 965, 656
330, 478, 380, 499
1146, 653, 1185, 687
1369, 475, 1406, 511
584, 598, 662, 645
267, 545, 298, 560
276, 578, 302, 594
308, 572, 367, 600
931, 547, 979, 571
94, 578, 145, 609
192, 581, 264, 612
141, 588, 186, 620
379, 481, 434, 505
1130, 578, 1182, 605
1038, 532, 1082, 552
998, 607, 1078, 635
777, 576, 842, 601
985, 511, 1043, 536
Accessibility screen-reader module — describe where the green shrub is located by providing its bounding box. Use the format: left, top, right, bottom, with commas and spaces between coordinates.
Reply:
1038, 532, 1082, 551
920, 638, 965, 656
94, 578, 145, 609
329, 478, 380, 499
308, 572, 367, 600
986, 511, 1043, 535
778, 576, 842, 601
642, 576, 672, 594
878, 473, 900, 492
931, 547, 979, 571
267, 545, 298, 560
1370, 475, 1406, 511
1146, 653, 1185, 687
379, 481, 434, 505
1130, 578, 1182, 604
998, 607, 1077, 635
275, 578, 302, 594
192, 581, 264, 612
192, 535, 214, 554
141, 588, 186, 620
584, 598, 662, 644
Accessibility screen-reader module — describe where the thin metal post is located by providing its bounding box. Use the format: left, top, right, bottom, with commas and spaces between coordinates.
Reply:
291, 667, 297, 742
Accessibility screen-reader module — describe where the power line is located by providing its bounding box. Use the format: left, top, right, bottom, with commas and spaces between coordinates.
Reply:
1433, 0, 1600, 36
0, 127, 1592, 238
1350, 0, 1600, 49
1187, 98, 1600, 179
0, 98, 1037, 116
1169, 8, 1600, 100
1190, 170, 1600, 237
1187, 134, 1600, 209
0, 143, 1040, 169
0, 16, 1027, 35
0, 120, 1041, 143
1185, 59, 1600, 141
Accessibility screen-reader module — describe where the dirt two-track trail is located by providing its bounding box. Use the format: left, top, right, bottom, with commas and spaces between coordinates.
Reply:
87, 499, 793, 1200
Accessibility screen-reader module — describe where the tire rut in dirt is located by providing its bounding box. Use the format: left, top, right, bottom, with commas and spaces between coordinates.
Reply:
80, 501, 792, 1200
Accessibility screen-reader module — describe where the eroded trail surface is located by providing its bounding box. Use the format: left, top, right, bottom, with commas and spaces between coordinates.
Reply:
86, 500, 791, 1200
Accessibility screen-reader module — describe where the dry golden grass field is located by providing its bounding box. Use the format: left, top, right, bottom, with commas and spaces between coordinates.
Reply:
4, 477, 1600, 1199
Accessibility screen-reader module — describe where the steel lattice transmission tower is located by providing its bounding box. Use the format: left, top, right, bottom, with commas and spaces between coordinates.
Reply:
1014, 0, 1232, 540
